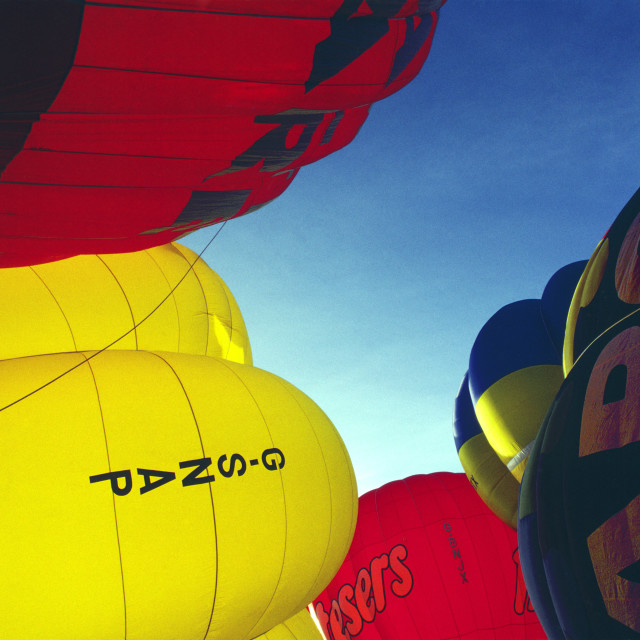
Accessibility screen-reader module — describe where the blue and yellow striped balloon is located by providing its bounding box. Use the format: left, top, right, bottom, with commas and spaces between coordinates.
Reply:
455, 261, 586, 526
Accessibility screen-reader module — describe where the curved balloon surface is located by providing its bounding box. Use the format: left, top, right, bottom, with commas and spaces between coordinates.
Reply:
564, 185, 640, 373
313, 473, 545, 639
259, 608, 324, 640
0, 242, 251, 363
519, 307, 640, 639
0, 243, 357, 639
453, 372, 520, 528
0, 352, 357, 639
458, 262, 585, 525
0, 0, 446, 267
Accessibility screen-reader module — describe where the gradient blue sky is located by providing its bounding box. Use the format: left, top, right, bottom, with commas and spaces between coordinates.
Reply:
184, 1, 640, 496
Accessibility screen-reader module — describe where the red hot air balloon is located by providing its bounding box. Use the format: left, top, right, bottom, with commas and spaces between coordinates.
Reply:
313, 473, 545, 640
0, 0, 447, 267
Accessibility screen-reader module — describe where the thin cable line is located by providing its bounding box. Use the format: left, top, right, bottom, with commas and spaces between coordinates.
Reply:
0, 221, 227, 413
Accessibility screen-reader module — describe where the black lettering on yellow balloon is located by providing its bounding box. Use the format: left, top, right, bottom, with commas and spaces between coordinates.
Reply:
137, 468, 176, 495
217, 454, 247, 478
262, 448, 285, 471
180, 458, 214, 486
89, 470, 133, 496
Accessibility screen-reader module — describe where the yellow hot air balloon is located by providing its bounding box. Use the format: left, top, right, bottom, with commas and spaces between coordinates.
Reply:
0, 244, 357, 640
0, 242, 251, 363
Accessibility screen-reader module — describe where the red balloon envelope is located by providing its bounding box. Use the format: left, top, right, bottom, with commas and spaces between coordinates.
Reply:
0, 0, 446, 267
313, 473, 545, 640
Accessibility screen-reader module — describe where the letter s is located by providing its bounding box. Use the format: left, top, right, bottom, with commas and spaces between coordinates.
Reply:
217, 453, 246, 478
389, 544, 413, 598
330, 599, 351, 640
338, 583, 363, 636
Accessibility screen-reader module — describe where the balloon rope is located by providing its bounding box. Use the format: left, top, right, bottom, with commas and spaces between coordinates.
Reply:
0, 221, 228, 413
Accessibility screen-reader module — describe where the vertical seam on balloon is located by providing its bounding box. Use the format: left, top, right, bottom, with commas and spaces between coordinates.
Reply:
405, 475, 459, 636
144, 247, 184, 353
440, 474, 499, 638
268, 374, 339, 612
147, 351, 219, 640
396, 477, 436, 638
82, 352, 128, 640
434, 474, 476, 637
539, 297, 563, 364
30, 265, 79, 352
173, 243, 213, 357
290, 374, 356, 612
97, 256, 139, 351
213, 358, 289, 639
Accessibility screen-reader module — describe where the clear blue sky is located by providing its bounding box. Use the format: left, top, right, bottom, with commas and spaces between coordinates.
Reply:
183, 1, 640, 496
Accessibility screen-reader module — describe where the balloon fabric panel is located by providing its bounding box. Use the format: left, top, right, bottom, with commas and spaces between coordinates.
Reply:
257, 608, 324, 640
468, 300, 565, 479
519, 308, 640, 639
0, 351, 357, 640
0, 242, 357, 638
453, 373, 520, 529
0, 0, 445, 267
563, 186, 640, 374
314, 473, 545, 639
457, 260, 585, 529
0, 242, 252, 363
540, 261, 588, 356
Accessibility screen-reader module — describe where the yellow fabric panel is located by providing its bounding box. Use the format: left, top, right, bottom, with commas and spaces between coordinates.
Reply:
457, 432, 519, 529
0, 351, 356, 640
475, 364, 564, 470
32, 253, 144, 352
259, 608, 324, 640
509, 456, 529, 483
272, 377, 358, 607
563, 238, 609, 374
0, 242, 251, 364
230, 366, 358, 638
173, 244, 253, 363
97, 247, 187, 353
0, 354, 124, 639
0, 266, 79, 356
88, 350, 216, 640
162, 355, 357, 640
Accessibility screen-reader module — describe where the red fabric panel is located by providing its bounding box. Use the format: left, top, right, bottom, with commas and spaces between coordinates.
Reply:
314, 473, 545, 640
0, 0, 443, 266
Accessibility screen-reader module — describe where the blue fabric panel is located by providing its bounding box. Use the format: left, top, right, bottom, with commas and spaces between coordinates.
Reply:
452, 372, 482, 452
541, 260, 587, 355
469, 299, 561, 403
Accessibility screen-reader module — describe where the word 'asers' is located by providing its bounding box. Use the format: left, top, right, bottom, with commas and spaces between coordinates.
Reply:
315, 544, 413, 640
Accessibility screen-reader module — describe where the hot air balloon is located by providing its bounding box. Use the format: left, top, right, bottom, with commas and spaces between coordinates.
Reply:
313, 473, 545, 640
564, 185, 640, 373
456, 261, 585, 527
0, 242, 251, 362
519, 307, 640, 640
0, 243, 358, 640
453, 372, 521, 528
0, 0, 447, 267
